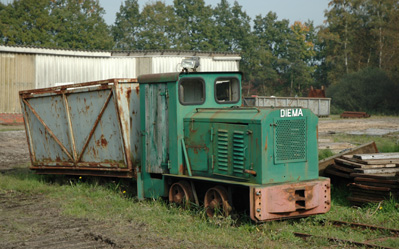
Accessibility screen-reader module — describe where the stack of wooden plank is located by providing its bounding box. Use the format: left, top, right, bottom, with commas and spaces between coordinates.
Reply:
325, 153, 399, 204
340, 111, 370, 118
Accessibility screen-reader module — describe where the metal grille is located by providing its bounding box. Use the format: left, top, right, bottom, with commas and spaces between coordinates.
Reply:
275, 119, 306, 163
217, 129, 228, 171
233, 131, 245, 173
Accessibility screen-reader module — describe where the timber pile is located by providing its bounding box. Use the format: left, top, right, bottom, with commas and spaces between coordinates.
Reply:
325, 153, 399, 205
340, 111, 370, 118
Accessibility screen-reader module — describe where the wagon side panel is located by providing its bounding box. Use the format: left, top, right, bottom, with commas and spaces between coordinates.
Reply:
19, 79, 138, 178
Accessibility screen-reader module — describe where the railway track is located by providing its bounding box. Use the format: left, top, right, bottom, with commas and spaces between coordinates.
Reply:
294, 220, 399, 248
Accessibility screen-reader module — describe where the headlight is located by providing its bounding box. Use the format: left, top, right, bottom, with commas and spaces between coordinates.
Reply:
181, 57, 200, 71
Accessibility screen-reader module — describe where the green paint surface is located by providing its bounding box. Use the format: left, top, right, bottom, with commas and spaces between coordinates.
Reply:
138, 71, 319, 197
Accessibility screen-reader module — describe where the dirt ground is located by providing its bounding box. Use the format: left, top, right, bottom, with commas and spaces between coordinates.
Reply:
319, 117, 399, 135
0, 125, 194, 249
1, 117, 399, 248
0, 125, 30, 171
318, 117, 399, 153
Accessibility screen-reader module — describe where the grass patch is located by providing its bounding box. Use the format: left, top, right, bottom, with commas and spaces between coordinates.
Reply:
54, 179, 278, 248
0, 124, 25, 132
318, 149, 334, 160
1, 169, 399, 248
327, 131, 399, 153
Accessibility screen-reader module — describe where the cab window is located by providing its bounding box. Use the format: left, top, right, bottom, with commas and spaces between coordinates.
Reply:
179, 77, 205, 105
215, 77, 240, 103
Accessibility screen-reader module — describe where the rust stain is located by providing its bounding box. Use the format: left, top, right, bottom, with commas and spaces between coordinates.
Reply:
123, 116, 129, 132
189, 145, 209, 154
179, 164, 184, 174
118, 106, 124, 117
95, 134, 108, 147
92, 147, 97, 157
209, 109, 225, 121
126, 89, 132, 100
264, 136, 268, 151
101, 136, 108, 147
135, 86, 140, 95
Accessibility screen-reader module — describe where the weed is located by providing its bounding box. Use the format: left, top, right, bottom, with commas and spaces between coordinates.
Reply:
318, 148, 334, 160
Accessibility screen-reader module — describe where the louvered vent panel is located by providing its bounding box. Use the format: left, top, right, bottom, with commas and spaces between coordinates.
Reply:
233, 131, 245, 173
275, 119, 306, 163
217, 129, 228, 171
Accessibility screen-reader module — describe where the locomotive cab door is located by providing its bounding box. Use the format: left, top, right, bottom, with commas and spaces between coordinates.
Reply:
142, 83, 169, 174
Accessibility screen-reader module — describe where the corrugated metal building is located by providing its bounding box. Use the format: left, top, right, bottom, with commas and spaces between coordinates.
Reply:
0, 45, 240, 113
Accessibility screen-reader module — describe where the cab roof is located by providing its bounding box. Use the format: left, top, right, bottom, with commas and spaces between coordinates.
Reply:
137, 71, 243, 84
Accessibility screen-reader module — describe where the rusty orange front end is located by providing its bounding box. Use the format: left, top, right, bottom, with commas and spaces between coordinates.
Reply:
250, 178, 331, 221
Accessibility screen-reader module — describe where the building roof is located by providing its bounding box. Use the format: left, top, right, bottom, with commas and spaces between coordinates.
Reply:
0, 45, 241, 59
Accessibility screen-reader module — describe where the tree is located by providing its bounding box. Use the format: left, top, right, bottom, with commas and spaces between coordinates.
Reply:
136, 1, 176, 50
247, 13, 317, 96
285, 21, 317, 96
112, 0, 140, 50
0, 0, 55, 46
328, 67, 399, 114
320, 0, 399, 85
51, 0, 114, 50
212, 0, 251, 52
0, 0, 113, 49
173, 0, 214, 50
366, 0, 399, 71
320, 0, 360, 86
247, 12, 291, 95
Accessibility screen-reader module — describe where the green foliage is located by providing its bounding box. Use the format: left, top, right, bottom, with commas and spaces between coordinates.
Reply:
2, 0, 399, 115
0, 0, 55, 46
378, 143, 399, 153
319, 0, 399, 86
318, 149, 334, 160
112, 0, 140, 50
328, 67, 399, 114
0, 0, 113, 49
50, 0, 114, 50
242, 13, 317, 96
172, 0, 214, 51
212, 0, 251, 52
136, 2, 176, 50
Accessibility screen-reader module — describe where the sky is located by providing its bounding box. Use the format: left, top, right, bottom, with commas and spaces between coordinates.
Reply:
100, 0, 331, 26
0, 0, 331, 26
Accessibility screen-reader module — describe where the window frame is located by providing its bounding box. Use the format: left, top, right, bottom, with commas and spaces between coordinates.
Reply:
214, 77, 240, 104
178, 77, 206, 106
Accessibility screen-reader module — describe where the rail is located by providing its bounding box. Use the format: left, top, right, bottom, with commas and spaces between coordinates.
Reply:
294, 220, 399, 248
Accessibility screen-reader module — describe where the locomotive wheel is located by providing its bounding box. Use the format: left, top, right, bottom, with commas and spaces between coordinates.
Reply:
204, 186, 232, 217
168, 181, 194, 208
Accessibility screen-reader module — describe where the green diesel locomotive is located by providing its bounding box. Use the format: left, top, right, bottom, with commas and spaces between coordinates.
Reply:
20, 60, 330, 222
